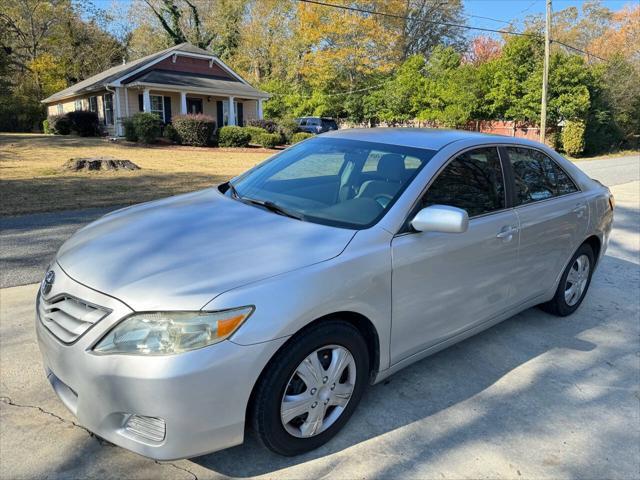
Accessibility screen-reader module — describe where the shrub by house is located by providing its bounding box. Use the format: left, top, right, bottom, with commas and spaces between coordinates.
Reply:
172, 114, 216, 146
218, 126, 251, 147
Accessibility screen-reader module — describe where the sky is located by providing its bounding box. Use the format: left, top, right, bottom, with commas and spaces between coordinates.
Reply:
91, 0, 633, 39
463, 0, 631, 31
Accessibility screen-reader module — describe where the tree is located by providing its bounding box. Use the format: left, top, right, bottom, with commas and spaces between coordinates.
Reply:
0, 0, 126, 131
484, 35, 544, 122
231, 0, 301, 84
373, 55, 427, 123
142, 0, 246, 59
588, 5, 639, 67
417, 46, 481, 127
400, 0, 466, 59
464, 36, 502, 65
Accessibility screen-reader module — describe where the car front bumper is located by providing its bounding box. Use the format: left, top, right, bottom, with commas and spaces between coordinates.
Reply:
35, 263, 287, 460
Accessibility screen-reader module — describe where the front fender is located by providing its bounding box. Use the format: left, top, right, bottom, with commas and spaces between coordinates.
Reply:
202, 227, 393, 372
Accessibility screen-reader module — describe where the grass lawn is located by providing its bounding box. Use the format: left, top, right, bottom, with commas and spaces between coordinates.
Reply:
0, 133, 272, 216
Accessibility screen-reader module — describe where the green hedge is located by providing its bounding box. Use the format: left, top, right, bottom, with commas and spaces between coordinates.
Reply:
244, 126, 268, 144
66, 110, 100, 137
290, 132, 315, 144
42, 119, 51, 134
123, 117, 138, 141
246, 118, 279, 133
162, 123, 180, 143
562, 120, 586, 157
131, 112, 162, 144
49, 115, 71, 135
278, 118, 299, 143
218, 126, 251, 147
257, 132, 281, 149
172, 114, 216, 146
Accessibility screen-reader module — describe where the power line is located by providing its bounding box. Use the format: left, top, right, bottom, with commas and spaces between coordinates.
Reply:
462, 14, 515, 27
552, 39, 608, 61
269, 82, 387, 98
296, 0, 610, 62
297, 0, 539, 38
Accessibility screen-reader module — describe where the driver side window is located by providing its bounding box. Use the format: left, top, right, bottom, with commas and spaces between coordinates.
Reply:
422, 147, 505, 218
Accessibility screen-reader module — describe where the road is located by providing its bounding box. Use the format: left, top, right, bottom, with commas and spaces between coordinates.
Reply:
0, 155, 638, 479
1, 154, 638, 289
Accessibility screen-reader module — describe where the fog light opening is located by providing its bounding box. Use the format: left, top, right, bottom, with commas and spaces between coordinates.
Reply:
124, 414, 166, 442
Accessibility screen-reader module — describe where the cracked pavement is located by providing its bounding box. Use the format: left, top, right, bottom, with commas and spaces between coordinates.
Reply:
1, 164, 638, 478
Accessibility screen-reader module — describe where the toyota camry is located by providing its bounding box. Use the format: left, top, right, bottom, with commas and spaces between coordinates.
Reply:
36, 128, 614, 459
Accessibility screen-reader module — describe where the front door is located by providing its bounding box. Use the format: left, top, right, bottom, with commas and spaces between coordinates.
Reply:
390, 147, 519, 363
502, 146, 588, 304
186, 98, 203, 114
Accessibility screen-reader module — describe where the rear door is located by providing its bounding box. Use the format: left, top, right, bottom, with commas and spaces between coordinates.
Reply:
501, 146, 588, 304
390, 147, 519, 363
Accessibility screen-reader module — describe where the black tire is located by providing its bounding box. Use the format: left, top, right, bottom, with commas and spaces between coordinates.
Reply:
541, 243, 595, 316
250, 320, 369, 456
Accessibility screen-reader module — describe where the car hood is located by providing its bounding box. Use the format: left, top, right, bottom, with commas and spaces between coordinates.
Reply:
56, 188, 356, 311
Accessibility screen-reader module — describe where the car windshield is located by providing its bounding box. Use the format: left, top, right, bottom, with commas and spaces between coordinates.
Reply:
229, 137, 436, 229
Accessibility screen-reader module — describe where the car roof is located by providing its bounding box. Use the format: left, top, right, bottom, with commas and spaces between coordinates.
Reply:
321, 127, 528, 150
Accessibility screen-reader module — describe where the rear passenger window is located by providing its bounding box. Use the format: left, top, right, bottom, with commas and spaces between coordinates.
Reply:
506, 147, 578, 205
422, 147, 505, 218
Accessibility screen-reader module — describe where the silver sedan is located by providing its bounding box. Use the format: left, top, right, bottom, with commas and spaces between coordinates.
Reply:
36, 128, 614, 460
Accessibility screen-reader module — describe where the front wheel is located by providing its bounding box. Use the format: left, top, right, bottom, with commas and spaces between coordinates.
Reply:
541, 243, 595, 316
250, 321, 369, 456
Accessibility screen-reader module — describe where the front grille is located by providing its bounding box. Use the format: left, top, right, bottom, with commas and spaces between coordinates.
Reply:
38, 294, 109, 343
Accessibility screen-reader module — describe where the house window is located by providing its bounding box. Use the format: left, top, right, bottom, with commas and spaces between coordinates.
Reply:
89, 96, 98, 113
74, 99, 83, 111
56, 104, 63, 115
150, 95, 164, 119
104, 93, 114, 125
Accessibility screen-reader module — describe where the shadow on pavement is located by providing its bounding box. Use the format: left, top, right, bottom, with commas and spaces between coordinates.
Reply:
184, 254, 638, 478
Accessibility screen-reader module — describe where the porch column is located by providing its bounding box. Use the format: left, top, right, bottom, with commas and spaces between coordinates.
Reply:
257, 98, 264, 120
142, 89, 151, 112
114, 87, 123, 136
124, 87, 129, 117
228, 96, 236, 126
180, 92, 187, 114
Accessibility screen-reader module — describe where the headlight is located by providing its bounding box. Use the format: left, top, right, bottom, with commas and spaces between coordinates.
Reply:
93, 307, 254, 355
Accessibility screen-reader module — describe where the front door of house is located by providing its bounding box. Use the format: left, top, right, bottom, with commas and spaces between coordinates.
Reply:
186, 98, 203, 114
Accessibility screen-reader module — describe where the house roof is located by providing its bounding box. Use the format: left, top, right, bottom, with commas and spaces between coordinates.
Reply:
41, 43, 265, 103
125, 70, 269, 98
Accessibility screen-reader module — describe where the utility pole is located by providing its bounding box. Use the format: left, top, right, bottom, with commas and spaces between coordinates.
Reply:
540, 0, 552, 143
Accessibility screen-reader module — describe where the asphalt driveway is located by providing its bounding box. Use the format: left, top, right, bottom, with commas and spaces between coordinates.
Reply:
0, 158, 638, 478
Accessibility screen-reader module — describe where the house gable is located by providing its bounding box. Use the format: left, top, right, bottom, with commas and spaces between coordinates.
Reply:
122, 55, 237, 85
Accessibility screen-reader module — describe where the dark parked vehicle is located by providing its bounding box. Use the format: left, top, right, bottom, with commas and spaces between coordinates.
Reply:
296, 117, 338, 134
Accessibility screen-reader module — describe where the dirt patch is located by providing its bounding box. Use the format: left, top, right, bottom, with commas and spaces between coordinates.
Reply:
62, 157, 141, 172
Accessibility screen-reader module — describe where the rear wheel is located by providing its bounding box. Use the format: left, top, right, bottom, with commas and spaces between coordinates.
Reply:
251, 321, 369, 456
541, 243, 595, 316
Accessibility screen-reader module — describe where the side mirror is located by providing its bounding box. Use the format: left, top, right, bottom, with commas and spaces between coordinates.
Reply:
411, 205, 469, 234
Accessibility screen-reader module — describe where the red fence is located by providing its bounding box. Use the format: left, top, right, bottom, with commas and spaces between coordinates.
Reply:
462, 120, 544, 141
341, 119, 549, 142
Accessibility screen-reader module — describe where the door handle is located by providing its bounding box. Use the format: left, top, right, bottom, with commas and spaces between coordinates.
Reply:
496, 226, 518, 239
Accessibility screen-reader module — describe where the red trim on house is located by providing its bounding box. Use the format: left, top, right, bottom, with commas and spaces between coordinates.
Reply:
122, 56, 237, 85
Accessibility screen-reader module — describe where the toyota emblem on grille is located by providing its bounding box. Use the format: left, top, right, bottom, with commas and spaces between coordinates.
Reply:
41, 270, 55, 295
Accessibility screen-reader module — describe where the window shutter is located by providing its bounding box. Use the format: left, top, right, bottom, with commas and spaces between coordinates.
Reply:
216, 101, 223, 130
163, 96, 172, 123
237, 102, 244, 127
138, 94, 143, 112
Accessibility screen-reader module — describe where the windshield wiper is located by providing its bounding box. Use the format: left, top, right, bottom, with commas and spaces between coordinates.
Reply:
241, 197, 305, 221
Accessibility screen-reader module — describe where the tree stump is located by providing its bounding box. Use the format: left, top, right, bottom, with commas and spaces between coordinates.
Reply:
62, 157, 141, 172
